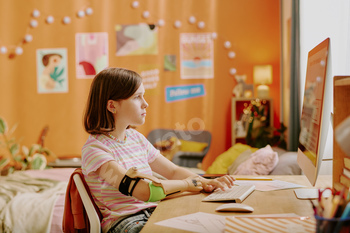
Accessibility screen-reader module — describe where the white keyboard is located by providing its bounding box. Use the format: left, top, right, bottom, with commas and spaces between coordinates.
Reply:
202, 185, 255, 203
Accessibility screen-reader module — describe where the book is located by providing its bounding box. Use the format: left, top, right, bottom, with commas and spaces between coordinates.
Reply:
340, 175, 350, 188
344, 157, 350, 170
344, 168, 350, 179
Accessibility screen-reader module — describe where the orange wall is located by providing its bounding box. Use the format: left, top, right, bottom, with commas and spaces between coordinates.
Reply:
0, 0, 280, 171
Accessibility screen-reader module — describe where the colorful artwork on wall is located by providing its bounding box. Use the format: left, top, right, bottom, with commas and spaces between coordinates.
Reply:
75, 32, 109, 79
165, 84, 205, 102
164, 55, 176, 71
115, 23, 158, 56
180, 33, 214, 79
36, 48, 68, 93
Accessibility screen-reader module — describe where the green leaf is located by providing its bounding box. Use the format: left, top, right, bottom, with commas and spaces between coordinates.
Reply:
0, 158, 9, 167
0, 117, 7, 134
10, 143, 19, 155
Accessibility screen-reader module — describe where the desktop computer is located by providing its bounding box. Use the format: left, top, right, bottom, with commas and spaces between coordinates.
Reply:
294, 37, 332, 199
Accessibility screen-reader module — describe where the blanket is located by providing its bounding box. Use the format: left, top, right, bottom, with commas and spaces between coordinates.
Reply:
0, 171, 68, 233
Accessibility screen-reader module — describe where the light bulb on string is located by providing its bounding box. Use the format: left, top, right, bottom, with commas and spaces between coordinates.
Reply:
197, 21, 205, 29
142, 11, 150, 19
32, 9, 40, 18
0, 46, 7, 54
229, 68, 237, 75
46, 16, 54, 24
30, 19, 38, 28
188, 16, 196, 24
211, 32, 218, 39
85, 7, 93, 15
77, 10, 85, 18
224, 41, 231, 49
15, 47, 23, 55
174, 20, 181, 28
228, 51, 236, 59
131, 1, 139, 8
158, 19, 165, 27
62, 16, 71, 24
24, 34, 33, 43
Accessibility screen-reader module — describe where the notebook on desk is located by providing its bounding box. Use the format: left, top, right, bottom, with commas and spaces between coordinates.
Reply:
202, 185, 255, 203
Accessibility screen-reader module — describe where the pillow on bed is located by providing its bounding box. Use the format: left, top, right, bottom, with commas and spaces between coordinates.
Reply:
227, 149, 252, 175
270, 152, 301, 175
206, 143, 256, 174
233, 145, 279, 175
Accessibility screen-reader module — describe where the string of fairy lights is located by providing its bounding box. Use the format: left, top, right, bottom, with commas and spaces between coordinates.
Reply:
0, 0, 238, 76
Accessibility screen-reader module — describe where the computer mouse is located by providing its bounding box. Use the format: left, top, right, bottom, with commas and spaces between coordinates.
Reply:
215, 203, 254, 212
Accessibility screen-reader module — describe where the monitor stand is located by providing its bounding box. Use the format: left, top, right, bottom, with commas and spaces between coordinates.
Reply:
294, 188, 331, 199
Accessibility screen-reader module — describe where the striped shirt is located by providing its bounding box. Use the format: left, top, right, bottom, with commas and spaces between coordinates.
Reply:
81, 128, 159, 233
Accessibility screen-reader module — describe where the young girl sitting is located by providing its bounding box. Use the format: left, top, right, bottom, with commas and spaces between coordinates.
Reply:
81, 67, 235, 233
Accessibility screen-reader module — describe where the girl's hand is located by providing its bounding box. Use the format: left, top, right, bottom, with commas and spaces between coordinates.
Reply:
201, 175, 236, 192
183, 176, 203, 192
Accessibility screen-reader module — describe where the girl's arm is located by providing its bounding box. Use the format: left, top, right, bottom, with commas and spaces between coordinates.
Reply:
96, 160, 202, 202
149, 155, 236, 192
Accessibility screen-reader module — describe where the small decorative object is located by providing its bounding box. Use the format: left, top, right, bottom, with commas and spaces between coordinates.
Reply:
85, 7, 93, 15
46, 16, 54, 24
158, 19, 165, 27
32, 9, 40, 18
62, 16, 71, 24
30, 19, 38, 28
142, 11, 150, 19
224, 41, 231, 49
211, 32, 218, 39
15, 47, 23, 55
0, 117, 56, 175
242, 100, 287, 149
77, 10, 85, 18
229, 68, 237, 75
24, 34, 33, 42
174, 20, 181, 28
197, 21, 205, 29
0, 46, 7, 54
228, 51, 236, 59
131, 1, 139, 8
253, 65, 273, 98
232, 74, 254, 98
188, 16, 196, 24
232, 74, 246, 97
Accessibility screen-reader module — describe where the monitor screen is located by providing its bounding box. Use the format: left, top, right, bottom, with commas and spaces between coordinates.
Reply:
297, 37, 332, 187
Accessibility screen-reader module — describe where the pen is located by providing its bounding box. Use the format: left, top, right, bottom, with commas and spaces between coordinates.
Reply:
235, 178, 273, 181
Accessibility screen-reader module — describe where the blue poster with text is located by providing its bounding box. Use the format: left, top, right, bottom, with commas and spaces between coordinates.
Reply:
165, 84, 205, 102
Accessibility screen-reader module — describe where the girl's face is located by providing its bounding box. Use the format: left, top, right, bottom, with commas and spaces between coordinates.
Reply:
115, 83, 148, 127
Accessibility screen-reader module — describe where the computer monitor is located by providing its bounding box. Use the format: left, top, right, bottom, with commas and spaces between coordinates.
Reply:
294, 37, 332, 199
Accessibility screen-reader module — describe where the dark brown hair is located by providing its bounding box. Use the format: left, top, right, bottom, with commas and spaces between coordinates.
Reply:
83, 67, 142, 134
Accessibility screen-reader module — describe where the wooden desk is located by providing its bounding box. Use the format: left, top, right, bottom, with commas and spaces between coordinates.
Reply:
141, 175, 331, 233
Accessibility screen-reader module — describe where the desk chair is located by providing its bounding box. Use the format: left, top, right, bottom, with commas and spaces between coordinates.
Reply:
147, 129, 212, 167
73, 174, 101, 233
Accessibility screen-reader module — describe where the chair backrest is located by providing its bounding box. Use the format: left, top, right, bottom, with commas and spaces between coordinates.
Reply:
73, 174, 101, 233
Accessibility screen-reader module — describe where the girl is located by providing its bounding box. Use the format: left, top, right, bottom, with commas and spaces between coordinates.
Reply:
81, 67, 235, 233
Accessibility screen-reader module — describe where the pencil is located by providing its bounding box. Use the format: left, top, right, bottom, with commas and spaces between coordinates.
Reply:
235, 178, 273, 181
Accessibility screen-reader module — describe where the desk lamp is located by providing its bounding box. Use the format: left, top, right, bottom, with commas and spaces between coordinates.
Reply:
335, 116, 350, 156
253, 65, 272, 99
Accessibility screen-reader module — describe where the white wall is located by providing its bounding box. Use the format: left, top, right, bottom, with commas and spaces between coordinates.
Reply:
299, 0, 350, 175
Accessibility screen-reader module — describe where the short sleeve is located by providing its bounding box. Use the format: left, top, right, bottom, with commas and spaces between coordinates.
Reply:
81, 135, 115, 175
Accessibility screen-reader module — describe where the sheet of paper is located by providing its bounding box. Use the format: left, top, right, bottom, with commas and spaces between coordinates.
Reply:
155, 212, 303, 233
225, 216, 315, 233
234, 180, 305, 191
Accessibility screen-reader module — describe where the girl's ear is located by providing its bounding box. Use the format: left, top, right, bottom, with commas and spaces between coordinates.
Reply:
107, 100, 116, 114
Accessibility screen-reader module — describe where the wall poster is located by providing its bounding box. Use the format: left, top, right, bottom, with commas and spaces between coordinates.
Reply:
36, 48, 68, 94
115, 23, 158, 56
180, 33, 214, 79
75, 32, 109, 79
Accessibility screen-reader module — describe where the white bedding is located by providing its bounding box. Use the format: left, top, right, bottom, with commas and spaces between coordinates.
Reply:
0, 168, 75, 233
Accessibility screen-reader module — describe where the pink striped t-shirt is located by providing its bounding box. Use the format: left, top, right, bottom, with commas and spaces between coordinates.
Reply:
81, 128, 159, 233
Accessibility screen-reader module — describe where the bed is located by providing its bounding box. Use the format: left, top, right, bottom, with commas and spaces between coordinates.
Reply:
0, 168, 75, 233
